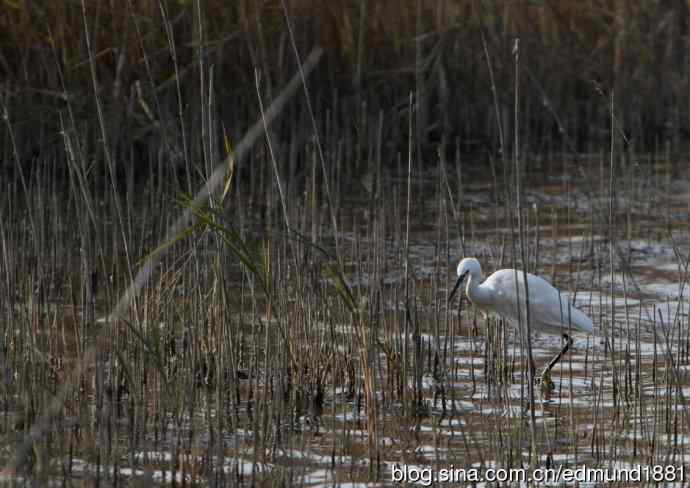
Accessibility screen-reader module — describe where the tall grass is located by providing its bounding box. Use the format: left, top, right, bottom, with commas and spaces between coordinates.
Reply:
2, 1, 689, 166
1, 0, 689, 485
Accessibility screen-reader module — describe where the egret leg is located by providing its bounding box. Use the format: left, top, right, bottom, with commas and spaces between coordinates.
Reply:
539, 334, 573, 390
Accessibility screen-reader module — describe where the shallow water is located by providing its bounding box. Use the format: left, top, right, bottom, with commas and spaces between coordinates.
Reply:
4, 157, 690, 486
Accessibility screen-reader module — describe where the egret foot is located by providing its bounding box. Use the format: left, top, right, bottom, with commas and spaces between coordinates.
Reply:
537, 334, 573, 395
539, 334, 573, 395
538, 368, 555, 395
545, 334, 573, 373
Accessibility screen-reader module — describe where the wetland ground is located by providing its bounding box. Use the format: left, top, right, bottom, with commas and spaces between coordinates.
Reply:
2, 151, 690, 486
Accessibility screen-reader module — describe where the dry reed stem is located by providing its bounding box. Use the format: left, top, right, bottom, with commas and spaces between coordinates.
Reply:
7, 47, 324, 472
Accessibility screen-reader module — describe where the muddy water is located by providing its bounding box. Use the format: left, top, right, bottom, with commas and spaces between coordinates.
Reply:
281, 159, 690, 487
9, 158, 690, 486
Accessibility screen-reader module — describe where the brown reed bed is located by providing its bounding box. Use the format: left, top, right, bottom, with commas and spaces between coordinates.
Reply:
2, 0, 690, 164
1, 1, 690, 486
2, 126, 689, 485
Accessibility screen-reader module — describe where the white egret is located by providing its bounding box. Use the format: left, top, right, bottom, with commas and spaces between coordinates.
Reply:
448, 257, 593, 386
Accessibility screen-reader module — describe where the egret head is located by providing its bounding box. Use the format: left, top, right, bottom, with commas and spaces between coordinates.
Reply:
448, 258, 482, 303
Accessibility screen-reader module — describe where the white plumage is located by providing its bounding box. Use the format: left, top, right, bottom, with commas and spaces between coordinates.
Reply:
449, 257, 594, 387
450, 257, 593, 335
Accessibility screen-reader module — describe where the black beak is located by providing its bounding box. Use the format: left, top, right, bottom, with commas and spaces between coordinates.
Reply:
448, 271, 468, 304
